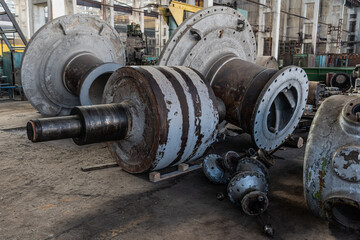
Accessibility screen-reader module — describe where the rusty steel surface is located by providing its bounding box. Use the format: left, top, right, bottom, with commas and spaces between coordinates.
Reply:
27, 103, 129, 144
158, 6, 256, 77
26, 66, 220, 173
209, 56, 308, 150
256, 56, 279, 70
63, 54, 104, 96
307, 81, 321, 106
304, 95, 360, 231
102, 66, 219, 173
21, 14, 125, 116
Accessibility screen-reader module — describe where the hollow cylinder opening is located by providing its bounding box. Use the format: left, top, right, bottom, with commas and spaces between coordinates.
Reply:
63, 53, 104, 96
267, 86, 298, 133
89, 72, 112, 104
79, 63, 122, 106
331, 202, 360, 230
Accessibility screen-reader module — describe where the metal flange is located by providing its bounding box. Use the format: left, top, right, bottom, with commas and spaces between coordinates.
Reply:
21, 14, 125, 116
158, 6, 256, 76
251, 66, 308, 150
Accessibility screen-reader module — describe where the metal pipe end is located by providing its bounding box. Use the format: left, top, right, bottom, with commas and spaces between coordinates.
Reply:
27, 120, 39, 142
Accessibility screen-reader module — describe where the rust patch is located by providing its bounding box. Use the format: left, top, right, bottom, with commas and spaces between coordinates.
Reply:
314, 158, 328, 207
340, 151, 360, 169
155, 67, 189, 166
172, 67, 203, 159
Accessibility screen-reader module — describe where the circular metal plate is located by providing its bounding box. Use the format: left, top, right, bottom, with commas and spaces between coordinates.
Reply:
21, 14, 126, 116
158, 6, 256, 76
252, 66, 309, 150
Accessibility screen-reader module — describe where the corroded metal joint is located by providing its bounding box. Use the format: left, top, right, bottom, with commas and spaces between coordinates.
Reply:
208, 56, 308, 150
63, 53, 121, 106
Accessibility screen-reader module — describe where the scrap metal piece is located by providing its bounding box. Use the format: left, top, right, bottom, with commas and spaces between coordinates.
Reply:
158, 6, 256, 76
304, 95, 360, 231
223, 150, 240, 173
228, 171, 269, 216
330, 73, 351, 92
203, 154, 231, 184
27, 66, 220, 173
21, 14, 125, 116
236, 157, 269, 180
307, 81, 321, 106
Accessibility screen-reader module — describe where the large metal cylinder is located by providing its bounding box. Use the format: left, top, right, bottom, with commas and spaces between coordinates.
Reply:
207, 56, 309, 150
158, 7, 308, 151
304, 95, 360, 231
21, 14, 125, 116
103, 66, 220, 172
27, 66, 220, 173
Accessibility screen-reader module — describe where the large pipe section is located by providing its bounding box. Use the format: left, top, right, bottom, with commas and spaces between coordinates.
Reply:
207, 56, 308, 151
304, 95, 360, 231
27, 66, 222, 173
159, 7, 308, 150
21, 14, 125, 116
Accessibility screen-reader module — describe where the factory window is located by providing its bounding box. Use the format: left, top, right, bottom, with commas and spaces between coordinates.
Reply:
350, 21, 356, 33
163, 28, 166, 36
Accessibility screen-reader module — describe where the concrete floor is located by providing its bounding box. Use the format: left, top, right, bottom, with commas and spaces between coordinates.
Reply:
0, 100, 359, 240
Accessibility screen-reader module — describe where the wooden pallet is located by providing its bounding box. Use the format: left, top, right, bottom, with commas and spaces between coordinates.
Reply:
149, 163, 202, 182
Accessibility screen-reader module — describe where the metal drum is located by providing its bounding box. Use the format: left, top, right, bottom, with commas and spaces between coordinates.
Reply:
304, 95, 360, 231
27, 66, 221, 173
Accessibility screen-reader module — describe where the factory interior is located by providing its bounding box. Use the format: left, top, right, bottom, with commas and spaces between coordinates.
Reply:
0, 0, 360, 239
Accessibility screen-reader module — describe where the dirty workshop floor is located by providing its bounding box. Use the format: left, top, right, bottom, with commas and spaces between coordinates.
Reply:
0, 100, 359, 240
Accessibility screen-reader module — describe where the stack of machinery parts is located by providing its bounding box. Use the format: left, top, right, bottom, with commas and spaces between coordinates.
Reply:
203, 150, 269, 216
304, 95, 360, 232
125, 23, 147, 65
23, 8, 308, 174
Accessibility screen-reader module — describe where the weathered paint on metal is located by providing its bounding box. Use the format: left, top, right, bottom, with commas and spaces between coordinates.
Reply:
304, 95, 360, 231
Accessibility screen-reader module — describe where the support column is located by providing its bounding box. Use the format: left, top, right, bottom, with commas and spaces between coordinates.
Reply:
140, 0, 144, 33
14, 0, 30, 39
312, 0, 320, 54
337, 0, 345, 54
65, 0, 77, 15
204, 0, 213, 8
271, 0, 281, 59
102, 0, 114, 27
300, 1, 307, 54
257, 0, 266, 56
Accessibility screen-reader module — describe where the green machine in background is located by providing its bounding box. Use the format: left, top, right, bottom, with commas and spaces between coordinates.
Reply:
2, 51, 23, 85
303, 67, 355, 82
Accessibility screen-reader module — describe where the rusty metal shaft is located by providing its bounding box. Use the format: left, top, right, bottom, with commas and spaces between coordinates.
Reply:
27, 103, 129, 145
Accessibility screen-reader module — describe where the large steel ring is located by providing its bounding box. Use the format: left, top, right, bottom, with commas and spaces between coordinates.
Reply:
21, 14, 125, 116
158, 6, 256, 76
